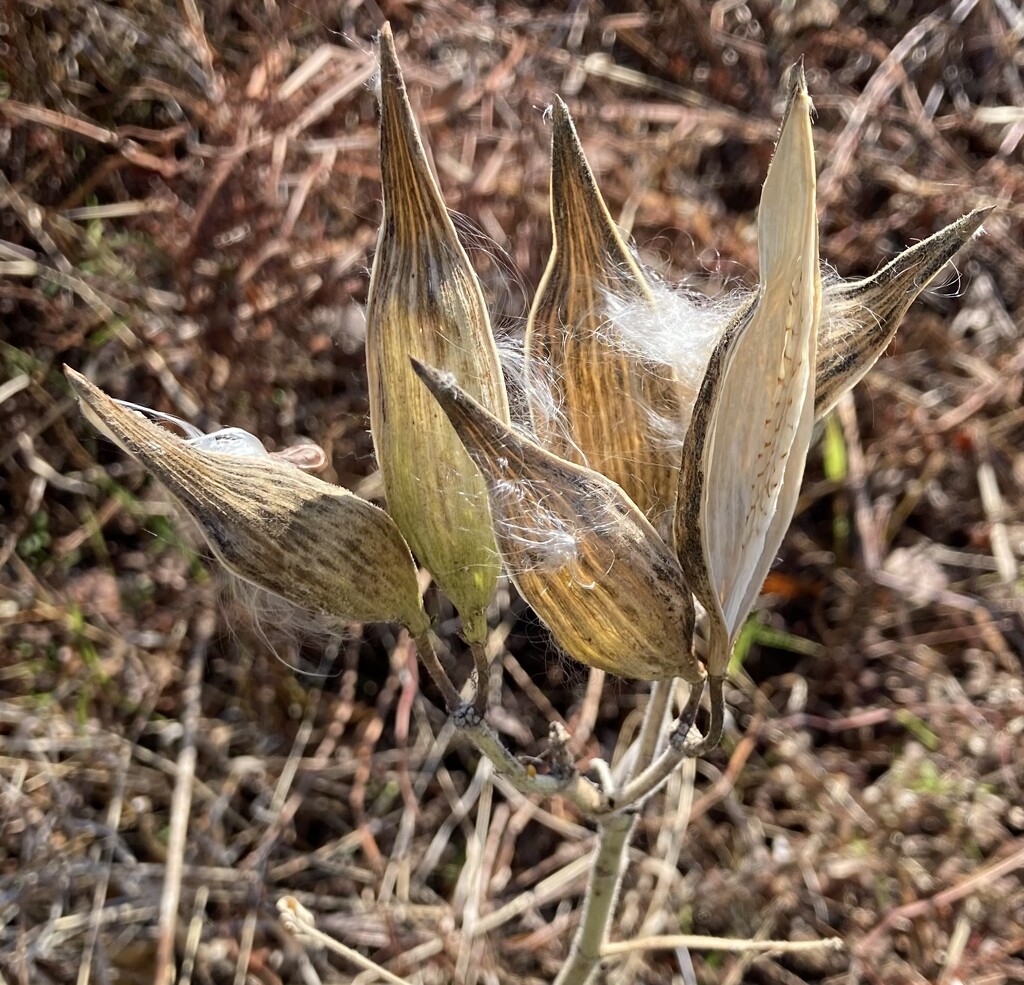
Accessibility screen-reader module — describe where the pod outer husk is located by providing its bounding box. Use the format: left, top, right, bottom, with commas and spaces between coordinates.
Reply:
526, 98, 681, 523
366, 24, 510, 643
815, 207, 990, 419
413, 359, 702, 683
675, 67, 820, 677
67, 368, 430, 636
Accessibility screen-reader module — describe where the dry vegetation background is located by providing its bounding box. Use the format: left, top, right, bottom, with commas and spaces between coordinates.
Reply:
2, 1, 1024, 983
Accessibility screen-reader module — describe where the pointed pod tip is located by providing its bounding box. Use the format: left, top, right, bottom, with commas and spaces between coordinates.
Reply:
410, 357, 459, 402
547, 94, 602, 212
758, 62, 817, 280
780, 61, 813, 123
63, 367, 146, 454
551, 94, 571, 123
772, 65, 813, 148
549, 95, 581, 157
374, 21, 446, 213
965, 204, 996, 230
65, 366, 101, 425
408, 355, 432, 383
780, 61, 813, 130
64, 365, 100, 408
788, 58, 808, 95
377, 22, 399, 75
375, 22, 409, 116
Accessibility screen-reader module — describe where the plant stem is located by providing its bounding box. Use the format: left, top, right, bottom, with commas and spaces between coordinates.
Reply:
607, 679, 706, 812
685, 674, 725, 756
469, 637, 490, 716
457, 710, 608, 813
553, 811, 636, 985
553, 663, 693, 985
410, 638, 728, 985
412, 632, 611, 814
413, 630, 464, 712
634, 679, 672, 775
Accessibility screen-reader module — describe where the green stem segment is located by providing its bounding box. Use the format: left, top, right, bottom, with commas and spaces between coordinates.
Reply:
553, 811, 636, 985
553, 666, 712, 985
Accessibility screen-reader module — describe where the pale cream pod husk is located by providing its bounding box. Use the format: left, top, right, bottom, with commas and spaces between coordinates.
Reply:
526, 97, 680, 522
413, 359, 703, 684
675, 67, 821, 678
365, 24, 510, 644
67, 368, 430, 636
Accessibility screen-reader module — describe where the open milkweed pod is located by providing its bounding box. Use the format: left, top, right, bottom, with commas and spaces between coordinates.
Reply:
526, 98, 681, 522
66, 368, 430, 636
412, 359, 703, 684
366, 24, 510, 644
674, 67, 820, 679
815, 207, 990, 419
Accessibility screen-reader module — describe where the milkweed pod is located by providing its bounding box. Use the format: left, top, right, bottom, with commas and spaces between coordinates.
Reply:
66, 368, 430, 636
526, 98, 682, 523
412, 359, 703, 684
366, 23, 510, 644
675, 66, 820, 678
815, 207, 991, 419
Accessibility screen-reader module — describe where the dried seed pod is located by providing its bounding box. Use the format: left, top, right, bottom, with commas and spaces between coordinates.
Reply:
526, 98, 681, 522
413, 359, 702, 683
675, 67, 820, 678
366, 24, 510, 644
816, 207, 990, 418
67, 368, 430, 636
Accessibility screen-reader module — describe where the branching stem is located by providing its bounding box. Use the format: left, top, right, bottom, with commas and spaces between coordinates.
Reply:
609, 678, 708, 812
413, 633, 610, 814
411, 635, 732, 985
553, 663, 710, 985
457, 712, 609, 813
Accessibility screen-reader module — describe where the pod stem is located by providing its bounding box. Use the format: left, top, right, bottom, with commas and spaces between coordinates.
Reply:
413, 630, 464, 713
470, 638, 491, 716
690, 674, 726, 756
412, 631, 614, 813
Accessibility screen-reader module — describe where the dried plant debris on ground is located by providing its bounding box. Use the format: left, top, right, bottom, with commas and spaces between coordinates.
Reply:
2, 2, 1023, 984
